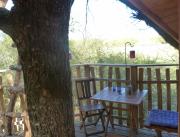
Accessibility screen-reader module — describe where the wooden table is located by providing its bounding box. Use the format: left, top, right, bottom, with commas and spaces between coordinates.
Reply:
91, 87, 147, 137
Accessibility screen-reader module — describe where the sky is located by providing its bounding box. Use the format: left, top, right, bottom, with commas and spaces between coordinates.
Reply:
69, 0, 159, 42
5, 0, 159, 42
4, 0, 178, 61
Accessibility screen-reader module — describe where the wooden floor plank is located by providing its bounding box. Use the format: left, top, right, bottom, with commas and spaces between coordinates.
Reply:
75, 122, 178, 137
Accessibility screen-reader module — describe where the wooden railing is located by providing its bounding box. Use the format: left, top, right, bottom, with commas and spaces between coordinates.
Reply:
72, 64, 179, 126
0, 63, 179, 133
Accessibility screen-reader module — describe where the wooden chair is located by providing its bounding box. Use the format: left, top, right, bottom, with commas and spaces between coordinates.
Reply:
75, 77, 105, 137
144, 109, 178, 137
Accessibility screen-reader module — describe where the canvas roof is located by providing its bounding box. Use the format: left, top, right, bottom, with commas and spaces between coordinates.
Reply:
119, 0, 179, 49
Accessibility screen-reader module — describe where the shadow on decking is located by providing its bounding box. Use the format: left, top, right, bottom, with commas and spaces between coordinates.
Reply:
75, 121, 177, 137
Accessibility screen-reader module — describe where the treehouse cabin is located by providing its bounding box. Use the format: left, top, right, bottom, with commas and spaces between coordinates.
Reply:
0, 0, 180, 137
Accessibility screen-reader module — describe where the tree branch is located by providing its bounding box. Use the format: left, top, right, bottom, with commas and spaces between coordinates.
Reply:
0, 8, 13, 36
70, 0, 74, 7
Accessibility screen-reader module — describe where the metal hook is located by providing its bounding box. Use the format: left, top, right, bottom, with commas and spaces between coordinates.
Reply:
124, 42, 134, 65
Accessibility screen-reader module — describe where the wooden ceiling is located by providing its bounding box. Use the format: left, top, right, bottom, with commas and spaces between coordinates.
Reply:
128, 0, 179, 44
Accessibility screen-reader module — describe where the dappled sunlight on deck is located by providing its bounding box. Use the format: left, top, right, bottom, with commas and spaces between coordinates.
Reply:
75, 121, 177, 137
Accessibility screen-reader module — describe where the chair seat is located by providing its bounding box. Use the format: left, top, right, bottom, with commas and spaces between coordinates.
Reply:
145, 109, 178, 130
80, 104, 104, 112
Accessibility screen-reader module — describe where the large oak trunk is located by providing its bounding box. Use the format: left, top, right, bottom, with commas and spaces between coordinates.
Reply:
10, 0, 75, 136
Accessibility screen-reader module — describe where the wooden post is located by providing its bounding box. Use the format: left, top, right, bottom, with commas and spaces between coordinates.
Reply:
156, 68, 162, 110
6, 60, 23, 135
108, 67, 114, 125
138, 68, 144, 128
19, 94, 32, 137
130, 66, 138, 92
115, 67, 123, 125
147, 68, 152, 110
178, 1, 180, 136
0, 76, 5, 127
0, 76, 4, 112
166, 69, 171, 110
126, 67, 130, 126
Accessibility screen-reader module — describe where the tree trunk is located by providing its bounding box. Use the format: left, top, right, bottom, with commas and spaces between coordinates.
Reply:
9, 0, 75, 136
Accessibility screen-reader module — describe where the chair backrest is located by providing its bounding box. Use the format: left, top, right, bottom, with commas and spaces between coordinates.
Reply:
75, 78, 96, 105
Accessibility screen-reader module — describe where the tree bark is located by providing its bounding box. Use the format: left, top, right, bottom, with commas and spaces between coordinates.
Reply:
0, 0, 75, 136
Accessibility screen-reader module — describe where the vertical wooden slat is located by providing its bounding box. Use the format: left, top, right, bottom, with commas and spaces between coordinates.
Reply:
138, 68, 144, 128
147, 68, 152, 110
99, 67, 104, 90
166, 68, 171, 110
115, 67, 121, 87
7, 94, 17, 135
178, 1, 180, 135
126, 68, 130, 86
139, 68, 144, 91
75, 66, 83, 120
76, 66, 83, 98
7, 65, 22, 135
126, 67, 130, 126
76, 66, 81, 78
0, 76, 5, 127
108, 67, 113, 87
0, 76, 5, 112
156, 68, 162, 110
131, 66, 138, 92
115, 67, 123, 125
108, 66, 114, 124
19, 94, 31, 137
90, 67, 96, 95
84, 65, 90, 78
176, 69, 179, 112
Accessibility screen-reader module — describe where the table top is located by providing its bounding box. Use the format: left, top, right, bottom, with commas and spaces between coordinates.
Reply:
91, 87, 148, 105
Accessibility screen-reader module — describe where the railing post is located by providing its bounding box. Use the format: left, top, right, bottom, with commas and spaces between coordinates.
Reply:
130, 66, 138, 92
178, 0, 180, 135
0, 76, 5, 126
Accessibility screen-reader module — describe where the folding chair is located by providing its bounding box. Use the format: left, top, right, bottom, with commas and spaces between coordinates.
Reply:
75, 77, 105, 137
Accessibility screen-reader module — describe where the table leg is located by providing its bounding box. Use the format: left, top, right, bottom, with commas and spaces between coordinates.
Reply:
104, 103, 113, 137
129, 105, 138, 137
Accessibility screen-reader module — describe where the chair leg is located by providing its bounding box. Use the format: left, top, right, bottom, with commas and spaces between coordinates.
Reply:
155, 130, 162, 137
80, 110, 106, 137
82, 117, 88, 137
100, 110, 105, 131
94, 114, 101, 126
80, 112, 84, 129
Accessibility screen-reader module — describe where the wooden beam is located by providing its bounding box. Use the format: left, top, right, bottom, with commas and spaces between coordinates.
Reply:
178, 0, 180, 136
128, 0, 179, 43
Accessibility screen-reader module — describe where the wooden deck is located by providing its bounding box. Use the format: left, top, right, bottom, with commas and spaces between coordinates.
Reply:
75, 122, 177, 137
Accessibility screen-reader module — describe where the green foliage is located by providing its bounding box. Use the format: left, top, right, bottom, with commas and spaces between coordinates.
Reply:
0, 34, 18, 68
69, 39, 172, 65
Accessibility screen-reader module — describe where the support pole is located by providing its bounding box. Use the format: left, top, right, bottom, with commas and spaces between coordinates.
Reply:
178, 0, 180, 136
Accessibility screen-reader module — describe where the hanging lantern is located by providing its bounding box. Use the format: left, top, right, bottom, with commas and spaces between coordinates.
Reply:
130, 50, 135, 59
